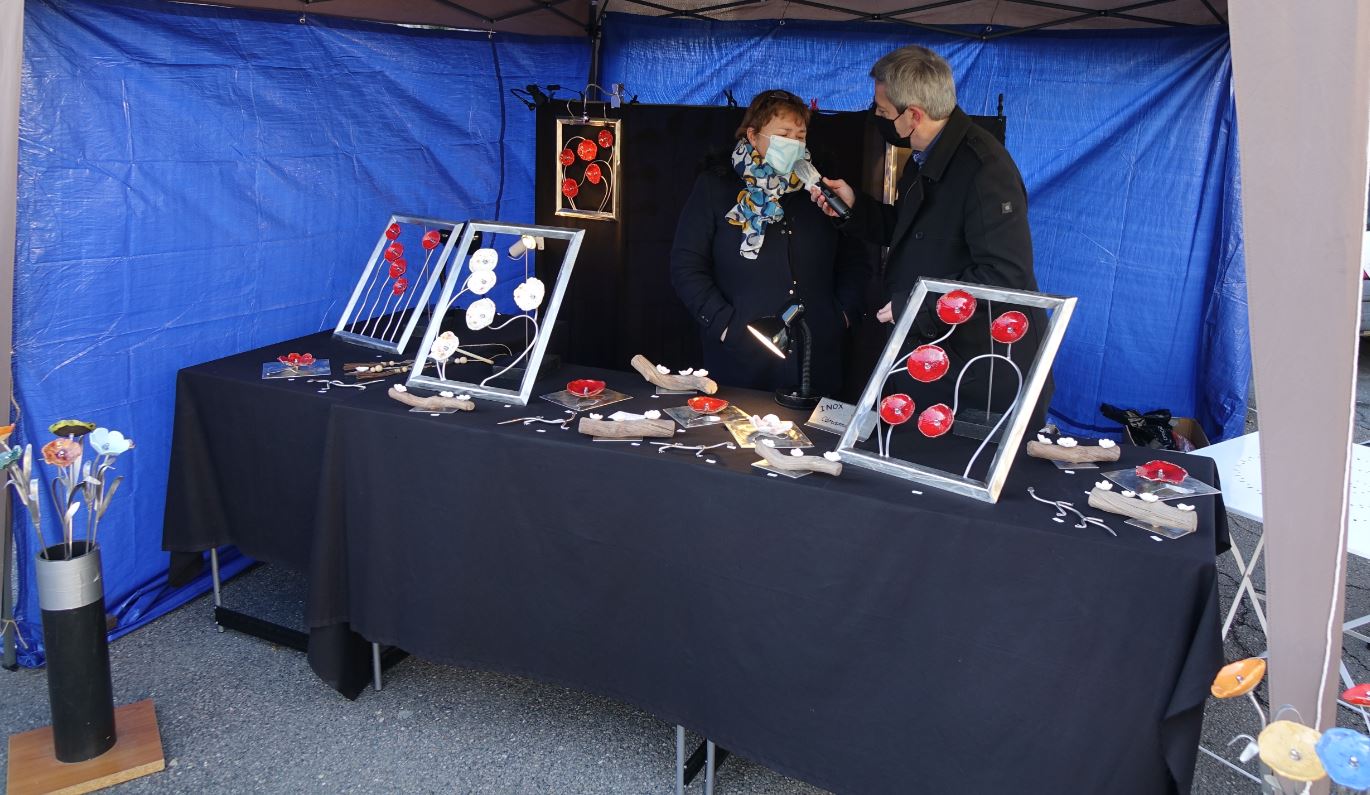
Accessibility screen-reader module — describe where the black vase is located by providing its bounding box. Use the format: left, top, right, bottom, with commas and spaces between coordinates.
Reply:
34, 541, 117, 762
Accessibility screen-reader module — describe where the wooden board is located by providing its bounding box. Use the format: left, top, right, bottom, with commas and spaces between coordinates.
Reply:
7, 699, 164, 795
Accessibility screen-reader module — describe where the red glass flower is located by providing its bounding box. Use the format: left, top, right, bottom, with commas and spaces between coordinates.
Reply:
561, 178, 579, 199
392, 277, 409, 296
1135, 459, 1189, 484
918, 404, 954, 437
879, 393, 915, 425
558, 148, 575, 167
277, 352, 315, 367
585, 163, 603, 185
42, 438, 81, 468
567, 379, 606, 398
389, 260, 407, 278
597, 129, 614, 148
687, 396, 728, 414
991, 311, 1029, 344
422, 230, 442, 250
384, 243, 403, 262
577, 139, 598, 161
905, 345, 949, 383
1343, 684, 1370, 707
936, 290, 977, 325
385, 223, 401, 241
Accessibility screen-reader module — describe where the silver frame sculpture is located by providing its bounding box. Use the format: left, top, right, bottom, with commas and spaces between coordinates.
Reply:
405, 221, 585, 406
555, 117, 621, 222
333, 214, 465, 354
835, 278, 1076, 503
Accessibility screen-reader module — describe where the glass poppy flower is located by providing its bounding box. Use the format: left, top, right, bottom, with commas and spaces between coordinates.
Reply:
585, 163, 603, 185
879, 394, 915, 425
561, 178, 579, 199
991, 311, 1029, 344
597, 129, 614, 148
559, 148, 575, 167
577, 140, 598, 161
935, 290, 977, 325
918, 404, 954, 438
905, 345, 949, 383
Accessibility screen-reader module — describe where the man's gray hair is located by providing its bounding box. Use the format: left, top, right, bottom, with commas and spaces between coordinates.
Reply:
869, 46, 956, 120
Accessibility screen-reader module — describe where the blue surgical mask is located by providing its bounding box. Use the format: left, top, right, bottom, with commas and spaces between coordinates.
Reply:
764, 134, 805, 174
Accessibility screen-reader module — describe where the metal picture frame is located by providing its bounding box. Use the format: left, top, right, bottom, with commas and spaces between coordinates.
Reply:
555, 117, 621, 221
333, 214, 465, 354
835, 278, 1076, 503
405, 221, 585, 406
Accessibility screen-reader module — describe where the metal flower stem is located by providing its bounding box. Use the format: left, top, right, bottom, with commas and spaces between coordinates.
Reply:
952, 353, 1023, 478
349, 249, 391, 335
358, 261, 401, 337
362, 277, 405, 339
381, 241, 438, 342
479, 312, 540, 387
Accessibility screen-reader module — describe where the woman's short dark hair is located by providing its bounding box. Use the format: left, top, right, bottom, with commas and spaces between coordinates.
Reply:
735, 89, 811, 140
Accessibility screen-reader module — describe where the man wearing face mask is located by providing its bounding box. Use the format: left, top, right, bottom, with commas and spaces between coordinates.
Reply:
812, 46, 1049, 426
671, 89, 872, 396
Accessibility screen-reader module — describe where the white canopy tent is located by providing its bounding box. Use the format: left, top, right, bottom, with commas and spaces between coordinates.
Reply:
2, 3, 1368, 790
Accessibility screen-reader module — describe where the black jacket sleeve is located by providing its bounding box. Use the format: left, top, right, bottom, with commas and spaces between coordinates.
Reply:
839, 191, 898, 248
670, 174, 734, 340
834, 231, 874, 325
949, 156, 1034, 290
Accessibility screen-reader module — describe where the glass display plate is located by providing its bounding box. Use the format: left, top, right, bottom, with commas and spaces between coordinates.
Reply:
262, 360, 331, 379
1102, 469, 1219, 501
1125, 518, 1197, 540
663, 404, 749, 430
540, 388, 632, 412
724, 418, 813, 449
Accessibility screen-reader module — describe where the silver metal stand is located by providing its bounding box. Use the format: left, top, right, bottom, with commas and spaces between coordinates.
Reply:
1, 493, 15, 668
372, 642, 383, 691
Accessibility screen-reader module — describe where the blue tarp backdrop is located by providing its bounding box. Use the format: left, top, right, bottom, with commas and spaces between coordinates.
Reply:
12, 0, 589, 665
599, 14, 1249, 441
11, 1, 1246, 666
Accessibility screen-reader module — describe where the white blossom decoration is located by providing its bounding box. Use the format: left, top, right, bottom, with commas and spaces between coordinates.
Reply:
469, 248, 499, 272
466, 298, 496, 331
513, 278, 546, 312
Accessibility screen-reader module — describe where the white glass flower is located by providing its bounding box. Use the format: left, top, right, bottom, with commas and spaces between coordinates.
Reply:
656, 365, 671, 374
678, 368, 694, 376
513, 277, 546, 312
789, 449, 804, 457
1177, 503, 1195, 512
644, 410, 661, 420
1036, 434, 1053, 445
466, 270, 497, 296
695, 369, 709, 377
89, 428, 133, 457
1095, 480, 1112, 491
751, 414, 794, 436
466, 298, 496, 331
1057, 437, 1078, 448
823, 451, 841, 462
1139, 493, 1159, 503
429, 331, 460, 363
469, 248, 499, 272
1121, 490, 1136, 498
1098, 439, 1117, 449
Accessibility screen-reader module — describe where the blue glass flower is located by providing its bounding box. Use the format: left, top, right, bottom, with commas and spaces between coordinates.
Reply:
1317, 728, 1370, 790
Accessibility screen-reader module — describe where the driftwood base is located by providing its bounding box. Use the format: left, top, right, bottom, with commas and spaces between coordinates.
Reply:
630, 355, 719, 395
1086, 487, 1197, 533
387, 387, 476, 412
1025, 441, 1121, 465
753, 443, 842, 476
578, 417, 677, 439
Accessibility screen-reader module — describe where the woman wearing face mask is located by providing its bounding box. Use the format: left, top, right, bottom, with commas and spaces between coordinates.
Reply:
670, 89, 872, 397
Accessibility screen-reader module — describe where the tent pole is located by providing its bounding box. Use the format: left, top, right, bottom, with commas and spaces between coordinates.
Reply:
0, 0, 22, 671
588, 1, 604, 96
1230, 2, 1370, 782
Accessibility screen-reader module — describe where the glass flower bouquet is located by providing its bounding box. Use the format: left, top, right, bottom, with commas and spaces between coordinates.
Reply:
1, 420, 133, 561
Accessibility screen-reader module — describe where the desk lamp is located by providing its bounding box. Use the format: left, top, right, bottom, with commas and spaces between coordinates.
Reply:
747, 301, 818, 410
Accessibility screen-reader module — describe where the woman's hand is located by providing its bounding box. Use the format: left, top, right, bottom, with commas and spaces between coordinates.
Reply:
876, 302, 893, 324
810, 178, 855, 218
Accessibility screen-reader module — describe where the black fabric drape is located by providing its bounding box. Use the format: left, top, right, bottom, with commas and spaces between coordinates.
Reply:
164, 331, 1225, 794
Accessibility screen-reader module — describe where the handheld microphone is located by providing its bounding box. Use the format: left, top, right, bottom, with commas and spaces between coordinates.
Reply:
793, 160, 851, 220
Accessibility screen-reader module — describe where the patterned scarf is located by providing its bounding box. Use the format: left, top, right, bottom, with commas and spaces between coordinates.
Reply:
724, 140, 807, 260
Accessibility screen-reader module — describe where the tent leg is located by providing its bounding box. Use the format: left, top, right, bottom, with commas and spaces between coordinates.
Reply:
1, 496, 14, 670
675, 725, 685, 795
372, 642, 382, 692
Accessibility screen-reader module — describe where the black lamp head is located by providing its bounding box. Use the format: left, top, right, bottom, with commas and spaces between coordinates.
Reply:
746, 302, 806, 360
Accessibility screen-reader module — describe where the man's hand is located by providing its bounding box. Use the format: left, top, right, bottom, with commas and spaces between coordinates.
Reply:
810, 178, 855, 218
876, 302, 893, 324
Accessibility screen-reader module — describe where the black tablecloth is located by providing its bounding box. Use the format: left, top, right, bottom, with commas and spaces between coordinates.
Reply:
164, 330, 1227, 794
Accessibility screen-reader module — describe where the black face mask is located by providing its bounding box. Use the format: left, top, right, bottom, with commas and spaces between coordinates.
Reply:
873, 110, 911, 149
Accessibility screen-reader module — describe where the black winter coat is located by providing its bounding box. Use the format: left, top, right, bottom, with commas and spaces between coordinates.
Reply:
842, 106, 1051, 427
670, 156, 873, 397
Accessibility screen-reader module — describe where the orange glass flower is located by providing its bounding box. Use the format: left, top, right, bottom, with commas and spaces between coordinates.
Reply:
0, 424, 13, 443
42, 437, 81, 468
1211, 657, 1266, 698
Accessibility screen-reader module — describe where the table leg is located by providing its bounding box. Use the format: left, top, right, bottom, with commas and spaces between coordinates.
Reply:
1222, 531, 1269, 639
372, 642, 383, 692
210, 547, 224, 633
675, 725, 685, 795
705, 740, 716, 795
